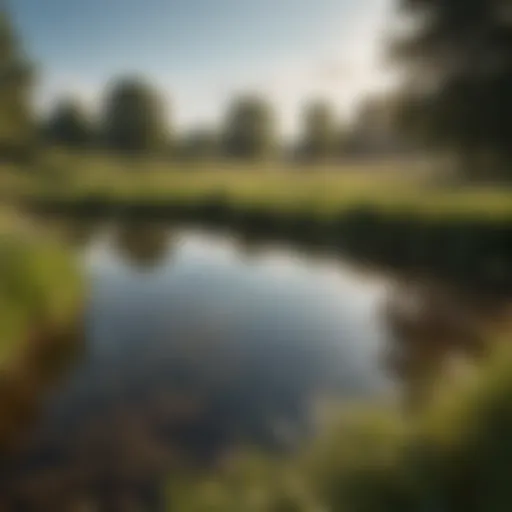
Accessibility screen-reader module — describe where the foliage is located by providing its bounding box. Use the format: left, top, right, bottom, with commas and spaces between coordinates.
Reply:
222, 95, 277, 159
44, 97, 94, 149
0, 7, 34, 161
395, 0, 512, 180
0, 232, 81, 366
298, 100, 338, 161
102, 76, 170, 153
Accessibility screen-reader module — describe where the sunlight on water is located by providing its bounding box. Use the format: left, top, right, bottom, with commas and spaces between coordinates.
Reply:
1, 224, 397, 506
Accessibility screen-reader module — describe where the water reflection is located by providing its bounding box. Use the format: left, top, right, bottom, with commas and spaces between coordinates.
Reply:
6, 225, 509, 509
0, 226, 393, 508
383, 280, 512, 408
114, 221, 171, 269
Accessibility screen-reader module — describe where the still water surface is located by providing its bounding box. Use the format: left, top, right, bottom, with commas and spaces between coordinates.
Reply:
1, 224, 396, 506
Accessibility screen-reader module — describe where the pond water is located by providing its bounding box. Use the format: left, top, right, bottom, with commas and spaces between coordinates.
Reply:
1, 223, 399, 507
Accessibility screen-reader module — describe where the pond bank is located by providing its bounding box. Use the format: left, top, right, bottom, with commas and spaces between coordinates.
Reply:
0, 234, 83, 454
28, 194, 512, 294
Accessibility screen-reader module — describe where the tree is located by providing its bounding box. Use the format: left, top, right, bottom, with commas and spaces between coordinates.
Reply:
222, 95, 276, 159
344, 95, 407, 157
298, 100, 337, 161
0, 5, 34, 161
44, 98, 94, 149
394, 0, 512, 180
102, 77, 169, 153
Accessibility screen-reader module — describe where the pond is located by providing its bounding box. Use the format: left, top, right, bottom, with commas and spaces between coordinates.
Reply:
0, 222, 448, 507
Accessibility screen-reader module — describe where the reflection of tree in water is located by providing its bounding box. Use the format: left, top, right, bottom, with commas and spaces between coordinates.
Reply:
62, 218, 100, 248
382, 280, 512, 409
115, 221, 172, 269
236, 231, 270, 261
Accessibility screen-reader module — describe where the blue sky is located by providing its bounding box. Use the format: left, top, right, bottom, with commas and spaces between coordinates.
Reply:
11, 0, 395, 136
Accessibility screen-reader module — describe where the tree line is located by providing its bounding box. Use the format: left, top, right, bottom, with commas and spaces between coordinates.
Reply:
43, 82, 391, 161
2, 0, 512, 178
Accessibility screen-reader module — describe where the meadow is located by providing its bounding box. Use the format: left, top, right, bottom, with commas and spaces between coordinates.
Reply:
17, 153, 512, 218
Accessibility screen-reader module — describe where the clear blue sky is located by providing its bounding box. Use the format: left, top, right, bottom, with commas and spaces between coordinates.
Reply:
11, 0, 394, 135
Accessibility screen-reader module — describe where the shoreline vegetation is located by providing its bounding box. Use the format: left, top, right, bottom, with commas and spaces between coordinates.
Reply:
1, 156, 512, 508
0, 225, 82, 453
12, 155, 511, 294
167, 339, 512, 511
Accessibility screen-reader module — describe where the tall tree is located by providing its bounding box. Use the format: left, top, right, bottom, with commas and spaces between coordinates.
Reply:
299, 100, 337, 161
44, 98, 94, 149
222, 96, 276, 159
102, 77, 169, 153
0, 4, 34, 160
395, 0, 512, 180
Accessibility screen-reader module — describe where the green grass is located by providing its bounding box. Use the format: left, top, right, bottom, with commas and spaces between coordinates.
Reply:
1, 153, 510, 218
18, 153, 512, 219
0, 226, 81, 367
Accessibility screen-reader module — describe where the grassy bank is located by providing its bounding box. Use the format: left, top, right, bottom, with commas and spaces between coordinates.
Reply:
0, 223, 82, 452
0, 232, 81, 366
167, 340, 512, 511
18, 155, 512, 293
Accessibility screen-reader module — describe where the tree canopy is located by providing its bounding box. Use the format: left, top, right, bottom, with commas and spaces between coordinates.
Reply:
44, 98, 94, 148
222, 96, 276, 159
0, 6, 34, 160
102, 77, 170, 153
395, 0, 512, 180
298, 100, 337, 161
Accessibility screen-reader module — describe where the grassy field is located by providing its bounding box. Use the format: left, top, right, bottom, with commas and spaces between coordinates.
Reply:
16, 153, 512, 219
